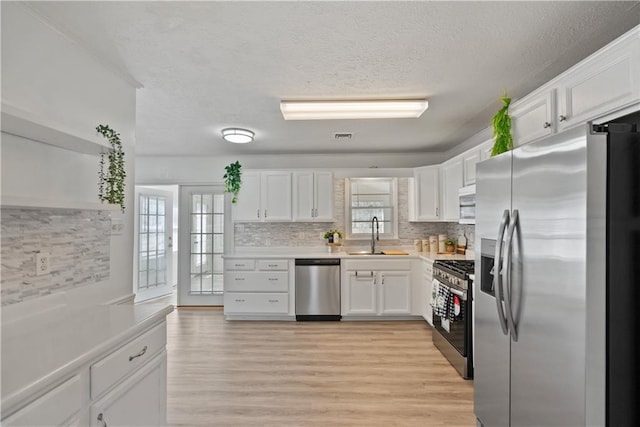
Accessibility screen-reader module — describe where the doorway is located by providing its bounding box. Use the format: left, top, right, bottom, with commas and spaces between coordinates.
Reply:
134, 187, 176, 303
178, 185, 227, 305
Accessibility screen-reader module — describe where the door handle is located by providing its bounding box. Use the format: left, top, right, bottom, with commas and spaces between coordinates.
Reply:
494, 209, 510, 335
504, 209, 519, 341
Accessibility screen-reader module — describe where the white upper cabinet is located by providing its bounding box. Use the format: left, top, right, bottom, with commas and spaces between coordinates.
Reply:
462, 149, 481, 186
232, 171, 292, 222
557, 31, 640, 131
413, 166, 440, 221
232, 171, 261, 221
292, 171, 333, 222
511, 89, 555, 147
440, 158, 463, 221
261, 171, 292, 221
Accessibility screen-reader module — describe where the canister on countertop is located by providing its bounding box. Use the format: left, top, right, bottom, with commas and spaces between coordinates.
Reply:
438, 234, 447, 252
422, 239, 430, 252
429, 235, 437, 251
414, 239, 423, 252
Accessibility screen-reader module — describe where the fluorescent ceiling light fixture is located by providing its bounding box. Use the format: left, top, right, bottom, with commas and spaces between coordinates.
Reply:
222, 128, 254, 143
280, 99, 429, 120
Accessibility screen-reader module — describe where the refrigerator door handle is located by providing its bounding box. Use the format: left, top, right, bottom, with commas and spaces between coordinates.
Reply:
504, 208, 519, 342
494, 209, 510, 335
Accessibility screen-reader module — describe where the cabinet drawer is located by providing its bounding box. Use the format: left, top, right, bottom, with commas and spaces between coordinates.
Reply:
224, 292, 289, 314
90, 322, 166, 399
256, 260, 289, 271
225, 272, 288, 292
224, 259, 255, 271
3, 374, 84, 427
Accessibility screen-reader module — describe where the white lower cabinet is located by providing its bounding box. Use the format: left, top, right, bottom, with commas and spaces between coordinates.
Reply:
342, 260, 411, 317
2, 374, 87, 427
224, 292, 289, 314
224, 258, 292, 316
90, 352, 166, 427
2, 318, 169, 427
378, 270, 411, 315
422, 259, 434, 326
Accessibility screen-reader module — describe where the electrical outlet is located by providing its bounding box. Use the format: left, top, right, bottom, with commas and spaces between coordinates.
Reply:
35, 252, 50, 276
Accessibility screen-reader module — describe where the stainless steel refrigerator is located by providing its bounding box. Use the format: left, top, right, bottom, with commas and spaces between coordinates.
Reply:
474, 116, 639, 427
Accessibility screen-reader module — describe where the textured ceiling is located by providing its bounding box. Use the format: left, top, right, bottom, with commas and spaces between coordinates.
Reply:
24, 1, 640, 157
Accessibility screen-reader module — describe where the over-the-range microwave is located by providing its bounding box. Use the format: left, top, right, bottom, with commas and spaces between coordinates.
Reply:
458, 184, 475, 224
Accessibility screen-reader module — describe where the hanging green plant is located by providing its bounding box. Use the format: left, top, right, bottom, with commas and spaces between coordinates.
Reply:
490, 93, 513, 156
223, 161, 242, 203
96, 124, 126, 212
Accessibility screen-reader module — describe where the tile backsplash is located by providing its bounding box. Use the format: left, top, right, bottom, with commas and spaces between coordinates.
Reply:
1, 208, 111, 306
234, 178, 475, 250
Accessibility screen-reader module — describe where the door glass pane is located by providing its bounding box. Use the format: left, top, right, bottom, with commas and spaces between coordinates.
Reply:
191, 254, 202, 272
202, 194, 213, 214
213, 274, 224, 293
203, 214, 213, 233
149, 197, 157, 214
213, 234, 224, 252
188, 191, 224, 296
139, 270, 148, 289
138, 195, 169, 293
213, 254, 224, 274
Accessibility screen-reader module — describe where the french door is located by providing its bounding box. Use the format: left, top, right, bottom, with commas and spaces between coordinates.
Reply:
178, 185, 227, 305
134, 188, 174, 302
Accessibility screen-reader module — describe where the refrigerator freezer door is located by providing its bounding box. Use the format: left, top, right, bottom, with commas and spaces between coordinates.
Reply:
474, 151, 512, 427
509, 126, 589, 426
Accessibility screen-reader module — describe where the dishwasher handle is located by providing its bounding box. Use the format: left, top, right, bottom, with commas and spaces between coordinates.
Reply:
295, 259, 341, 266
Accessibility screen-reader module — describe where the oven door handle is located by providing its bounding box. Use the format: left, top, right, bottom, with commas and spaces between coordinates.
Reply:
494, 209, 510, 335
448, 286, 467, 300
504, 209, 519, 342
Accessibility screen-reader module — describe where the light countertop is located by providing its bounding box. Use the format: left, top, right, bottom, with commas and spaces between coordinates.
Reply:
224, 248, 474, 262
1, 303, 174, 412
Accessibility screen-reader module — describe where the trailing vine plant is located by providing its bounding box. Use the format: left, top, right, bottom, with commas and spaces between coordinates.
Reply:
96, 124, 126, 212
223, 161, 242, 203
490, 93, 513, 156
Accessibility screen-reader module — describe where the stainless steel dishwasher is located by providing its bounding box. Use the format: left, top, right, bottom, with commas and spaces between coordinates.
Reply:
295, 259, 341, 321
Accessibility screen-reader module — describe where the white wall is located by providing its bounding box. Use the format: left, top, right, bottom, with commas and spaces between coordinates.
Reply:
1, 3, 137, 305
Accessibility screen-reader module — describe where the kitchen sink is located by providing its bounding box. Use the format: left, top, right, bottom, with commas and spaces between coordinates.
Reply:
347, 251, 384, 255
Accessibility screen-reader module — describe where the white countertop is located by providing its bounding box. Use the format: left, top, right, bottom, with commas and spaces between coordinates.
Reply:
1, 303, 174, 412
225, 248, 474, 261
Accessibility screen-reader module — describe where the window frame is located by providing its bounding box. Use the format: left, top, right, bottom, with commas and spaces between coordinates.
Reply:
344, 177, 399, 240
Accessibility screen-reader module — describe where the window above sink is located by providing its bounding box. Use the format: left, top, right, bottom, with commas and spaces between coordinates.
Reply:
345, 177, 398, 240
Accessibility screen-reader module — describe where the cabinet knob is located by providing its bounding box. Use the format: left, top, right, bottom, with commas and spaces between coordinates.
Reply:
559, 115, 567, 122
97, 413, 108, 427
543, 122, 551, 128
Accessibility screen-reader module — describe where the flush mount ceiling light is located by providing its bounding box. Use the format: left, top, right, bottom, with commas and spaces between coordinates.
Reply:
222, 128, 254, 144
280, 99, 429, 120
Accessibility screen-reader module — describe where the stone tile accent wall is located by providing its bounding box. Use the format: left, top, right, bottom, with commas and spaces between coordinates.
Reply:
234, 178, 475, 250
1, 208, 111, 306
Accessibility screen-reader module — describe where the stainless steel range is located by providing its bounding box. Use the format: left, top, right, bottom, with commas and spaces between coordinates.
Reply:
431, 259, 474, 379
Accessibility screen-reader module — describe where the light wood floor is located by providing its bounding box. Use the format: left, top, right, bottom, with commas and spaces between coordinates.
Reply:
166, 308, 476, 427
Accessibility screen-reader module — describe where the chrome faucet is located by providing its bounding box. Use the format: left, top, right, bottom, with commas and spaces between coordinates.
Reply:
371, 216, 379, 254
